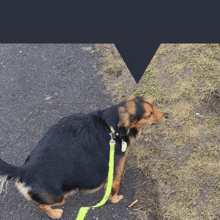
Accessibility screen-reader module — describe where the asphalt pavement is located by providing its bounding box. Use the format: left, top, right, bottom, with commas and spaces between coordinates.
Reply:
0, 44, 136, 220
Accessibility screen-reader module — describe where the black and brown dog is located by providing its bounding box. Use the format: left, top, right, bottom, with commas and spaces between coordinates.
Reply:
0, 96, 168, 219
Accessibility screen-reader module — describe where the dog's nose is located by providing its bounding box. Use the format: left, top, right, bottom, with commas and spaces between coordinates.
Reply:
165, 113, 169, 119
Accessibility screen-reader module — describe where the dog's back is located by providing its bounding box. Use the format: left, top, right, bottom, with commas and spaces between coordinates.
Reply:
0, 112, 112, 201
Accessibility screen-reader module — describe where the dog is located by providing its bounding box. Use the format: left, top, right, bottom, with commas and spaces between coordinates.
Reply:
0, 96, 168, 219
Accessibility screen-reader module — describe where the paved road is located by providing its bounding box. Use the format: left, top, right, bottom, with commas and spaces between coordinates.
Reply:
0, 44, 136, 220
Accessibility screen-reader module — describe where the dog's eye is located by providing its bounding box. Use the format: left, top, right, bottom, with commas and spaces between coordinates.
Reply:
146, 112, 153, 118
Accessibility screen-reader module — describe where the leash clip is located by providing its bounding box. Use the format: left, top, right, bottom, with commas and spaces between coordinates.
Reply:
109, 132, 116, 144
109, 126, 116, 145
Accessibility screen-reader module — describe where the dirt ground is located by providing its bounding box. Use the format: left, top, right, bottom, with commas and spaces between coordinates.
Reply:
95, 44, 220, 220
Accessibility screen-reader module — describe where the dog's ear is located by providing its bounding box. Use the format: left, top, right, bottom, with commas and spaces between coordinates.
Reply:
118, 97, 140, 134
117, 109, 131, 135
144, 98, 153, 106
124, 96, 145, 121
118, 112, 131, 135
118, 99, 136, 134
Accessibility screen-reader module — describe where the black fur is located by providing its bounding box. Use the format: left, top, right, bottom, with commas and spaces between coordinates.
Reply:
0, 102, 141, 205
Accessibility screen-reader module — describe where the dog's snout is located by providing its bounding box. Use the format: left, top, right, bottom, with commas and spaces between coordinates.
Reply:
165, 113, 169, 119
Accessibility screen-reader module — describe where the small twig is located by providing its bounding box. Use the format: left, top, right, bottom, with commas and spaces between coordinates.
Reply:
128, 199, 138, 208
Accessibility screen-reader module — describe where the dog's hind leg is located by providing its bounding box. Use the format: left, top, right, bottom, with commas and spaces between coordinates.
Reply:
38, 194, 67, 219
16, 181, 66, 219
38, 196, 66, 219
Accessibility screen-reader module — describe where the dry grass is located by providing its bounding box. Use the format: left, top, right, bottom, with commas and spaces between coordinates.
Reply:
97, 44, 220, 220
95, 44, 128, 76
136, 44, 220, 220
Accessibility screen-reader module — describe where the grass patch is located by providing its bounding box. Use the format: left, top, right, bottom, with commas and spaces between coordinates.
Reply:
95, 44, 127, 76
135, 69, 164, 104
186, 143, 219, 177
156, 44, 220, 99
104, 53, 121, 75
110, 83, 122, 92
164, 200, 200, 220
98, 44, 220, 219
167, 77, 197, 103
137, 44, 220, 219
134, 44, 220, 219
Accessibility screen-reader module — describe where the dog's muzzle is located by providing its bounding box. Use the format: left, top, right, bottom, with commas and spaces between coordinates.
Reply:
165, 113, 169, 119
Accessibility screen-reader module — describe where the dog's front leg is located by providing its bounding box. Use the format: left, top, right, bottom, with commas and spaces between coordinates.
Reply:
108, 151, 128, 203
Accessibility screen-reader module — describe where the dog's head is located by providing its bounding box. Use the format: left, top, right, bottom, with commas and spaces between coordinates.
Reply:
117, 96, 168, 136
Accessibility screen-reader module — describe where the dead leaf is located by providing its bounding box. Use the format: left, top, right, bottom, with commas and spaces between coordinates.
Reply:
44, 96, 51, 100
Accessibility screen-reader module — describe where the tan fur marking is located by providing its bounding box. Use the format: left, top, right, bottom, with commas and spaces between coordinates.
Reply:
39, 205, 63, 219
63, 189, 77, 198
38, 197, 66, 218
125, 101, 136, 115
152, 107, 165, 123
144, 98, 153, 105
118, 110, 131, 134
79, 183, 105, 195
109, 150, 128, 203
50, 197, 66, 207
15, 181, 32, 202
119, 114, 129, 126
118, 106, 126, 113
142, 103, 151, 114
135, 99, 165, 127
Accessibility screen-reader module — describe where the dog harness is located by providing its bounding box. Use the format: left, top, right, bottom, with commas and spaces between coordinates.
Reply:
76, 126, 117, 220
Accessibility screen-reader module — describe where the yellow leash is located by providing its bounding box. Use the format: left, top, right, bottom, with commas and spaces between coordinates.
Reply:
76, 126, 116, 220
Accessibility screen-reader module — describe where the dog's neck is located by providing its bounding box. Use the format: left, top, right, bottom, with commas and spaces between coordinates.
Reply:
98, 104, 132, 139
97, 106, 118, 131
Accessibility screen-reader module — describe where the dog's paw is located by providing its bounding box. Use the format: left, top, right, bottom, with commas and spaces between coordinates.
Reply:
110, 195, 123, 203
50, 209, 63, 219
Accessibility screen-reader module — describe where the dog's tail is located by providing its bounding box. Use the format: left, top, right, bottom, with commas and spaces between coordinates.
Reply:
0, 158, 22, 193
